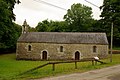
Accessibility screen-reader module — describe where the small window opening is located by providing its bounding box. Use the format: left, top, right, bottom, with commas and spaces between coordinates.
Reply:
93, 46, 97, 53
60, 46, 63, 52
28, 45, 31, 51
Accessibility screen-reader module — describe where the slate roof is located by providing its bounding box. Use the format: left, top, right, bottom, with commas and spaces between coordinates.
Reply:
18, 32, 108, 45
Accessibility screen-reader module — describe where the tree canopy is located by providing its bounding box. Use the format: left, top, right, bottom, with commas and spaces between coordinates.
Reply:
36, 19, 68, 32
64, 3, 94, 32
0, 0, 21, 53
100, 0, 120, 46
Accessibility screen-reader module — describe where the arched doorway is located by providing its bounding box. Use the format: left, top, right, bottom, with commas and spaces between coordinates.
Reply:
75, 51, 80, 60
42, 51, 47, 60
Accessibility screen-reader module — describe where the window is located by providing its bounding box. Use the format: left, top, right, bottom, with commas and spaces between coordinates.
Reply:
60, 46, 63, 52
28, 45, 32, 51
93, 46, 97, 53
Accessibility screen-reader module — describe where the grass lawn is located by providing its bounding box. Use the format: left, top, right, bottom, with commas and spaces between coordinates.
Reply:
113, 47, 120, 50
0, 53, 120, 80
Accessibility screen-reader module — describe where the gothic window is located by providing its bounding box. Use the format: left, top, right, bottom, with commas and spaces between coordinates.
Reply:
60, 46, 63, 52
93, 46, 97, 53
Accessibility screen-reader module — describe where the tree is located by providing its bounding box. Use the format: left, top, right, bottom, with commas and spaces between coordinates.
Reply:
36, 19, 68, 32
100, 0, 120, 23
48, 21, 68, 32
64, 3, 93, 32
0, 22, 22, 53
36, 19, 50, 32
0, 0, 20, 53
100, 0, 120, 46
29, 27, 36, 32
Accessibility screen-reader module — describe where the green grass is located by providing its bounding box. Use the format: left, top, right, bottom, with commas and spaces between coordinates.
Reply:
0, 53, 120, 80
113, 47, 120, 50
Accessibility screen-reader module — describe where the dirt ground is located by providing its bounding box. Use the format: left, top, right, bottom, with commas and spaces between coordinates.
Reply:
35, 64, 120, 80
108, 72, 120, 80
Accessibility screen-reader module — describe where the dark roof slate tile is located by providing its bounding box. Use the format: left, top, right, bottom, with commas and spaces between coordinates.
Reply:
18, 32, 108, 44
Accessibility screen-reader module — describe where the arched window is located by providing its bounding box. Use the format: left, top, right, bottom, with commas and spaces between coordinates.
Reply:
60, 46, 63, 52
28, 45, 32, 51
93, 46, 97, 53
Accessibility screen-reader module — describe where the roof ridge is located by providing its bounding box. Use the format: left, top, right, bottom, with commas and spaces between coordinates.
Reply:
28, 32, 106, 34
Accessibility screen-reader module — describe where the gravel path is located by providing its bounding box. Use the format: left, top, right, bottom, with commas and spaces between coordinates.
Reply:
35, 64, 120, 80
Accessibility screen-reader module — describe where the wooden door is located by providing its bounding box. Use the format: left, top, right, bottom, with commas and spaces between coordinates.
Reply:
75, 51, 80, 60
42, 51, 47, 60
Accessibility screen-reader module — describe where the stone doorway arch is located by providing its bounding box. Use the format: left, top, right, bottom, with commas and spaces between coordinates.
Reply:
42, 51, 47, 60
75, 51, 80, 60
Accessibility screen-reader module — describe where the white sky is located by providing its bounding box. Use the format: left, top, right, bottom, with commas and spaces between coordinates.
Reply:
13, 0, 103, 27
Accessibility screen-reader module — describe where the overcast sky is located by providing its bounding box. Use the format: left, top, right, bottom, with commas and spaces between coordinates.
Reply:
13, 0, 103, 27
